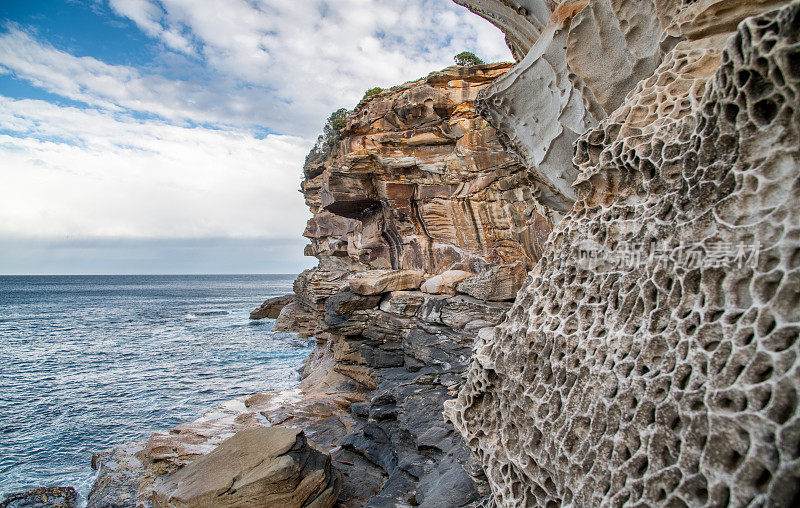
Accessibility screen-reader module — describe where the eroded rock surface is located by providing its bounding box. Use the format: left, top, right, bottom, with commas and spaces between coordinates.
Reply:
456, 0, 794, 212
151, 427, 340, 508
447, 1, 800, 506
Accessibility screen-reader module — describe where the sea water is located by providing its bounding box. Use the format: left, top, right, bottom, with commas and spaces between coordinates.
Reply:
0, 274, 312, 502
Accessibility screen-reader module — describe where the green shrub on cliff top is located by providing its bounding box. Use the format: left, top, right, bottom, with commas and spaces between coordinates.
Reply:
363, 87, 383, 100
454, 51, 484, 66
304, 108, 348, 172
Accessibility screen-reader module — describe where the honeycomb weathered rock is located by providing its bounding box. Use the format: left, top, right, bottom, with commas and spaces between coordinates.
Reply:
447, 2, 800, 506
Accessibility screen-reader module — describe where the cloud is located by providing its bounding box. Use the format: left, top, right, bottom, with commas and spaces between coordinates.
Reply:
159, 0, 512, 130
0, 25, 289, 129
0, 96, 311, 239
107, 0, 195, 54
0, 2, 511, 136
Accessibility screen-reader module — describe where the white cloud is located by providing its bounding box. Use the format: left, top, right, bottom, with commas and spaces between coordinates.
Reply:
0, 2, 511, 136
0, 96, 311, 239
0, 26, 289, 129
107, 0, 195, 54
0, 1, 511, 252
180, 0, 512, 126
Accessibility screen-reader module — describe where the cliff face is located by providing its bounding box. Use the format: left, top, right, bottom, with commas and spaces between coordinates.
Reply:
294, 62, 556, 306
272, 63, 566, 506
446, 0, 800, 506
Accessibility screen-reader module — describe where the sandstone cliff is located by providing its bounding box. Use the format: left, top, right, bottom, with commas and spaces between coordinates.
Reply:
446, 0, 800, 506
271, 62, 564, 506
285, 62, 557, 330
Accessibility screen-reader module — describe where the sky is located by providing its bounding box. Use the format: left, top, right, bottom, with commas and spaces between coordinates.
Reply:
0, 0, 511, 275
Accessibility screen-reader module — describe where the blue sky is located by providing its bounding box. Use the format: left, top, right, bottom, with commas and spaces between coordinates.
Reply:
0, 0, 510, 274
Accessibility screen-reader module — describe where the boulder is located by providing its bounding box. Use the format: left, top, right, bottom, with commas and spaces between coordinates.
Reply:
455, 262, 526, 301
87, 443, 145, 508
151, 427, 340, 508
378, 290, 427, 316
249, 294, 294, 320
322, 290, 382, 336
348, 270, 424, 295
439, 296, 512, 330
420, 270, 473, 295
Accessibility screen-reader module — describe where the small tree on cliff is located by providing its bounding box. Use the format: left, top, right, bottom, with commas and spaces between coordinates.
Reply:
454, 51, 484, 66
323, 108, 347, 143
304, 108, 349, 172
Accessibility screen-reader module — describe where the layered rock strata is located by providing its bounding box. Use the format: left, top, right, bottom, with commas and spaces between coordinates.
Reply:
273, 62, 563, 506
447, 0, 800, 506
88, 385, 359, 507
249, 294, 294, 320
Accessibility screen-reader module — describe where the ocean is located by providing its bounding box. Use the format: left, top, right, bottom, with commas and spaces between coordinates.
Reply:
0, 274, 312, 503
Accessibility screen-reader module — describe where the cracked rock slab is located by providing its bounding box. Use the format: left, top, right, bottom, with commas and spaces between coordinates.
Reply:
151, 427, 340, 508
348, 270, 425, 295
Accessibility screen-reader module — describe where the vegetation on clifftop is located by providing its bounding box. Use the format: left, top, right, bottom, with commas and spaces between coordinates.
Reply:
363, 87, 383, 100
454, 51, 484, 66
305, 57, 485, 174
304, 107, 348, 172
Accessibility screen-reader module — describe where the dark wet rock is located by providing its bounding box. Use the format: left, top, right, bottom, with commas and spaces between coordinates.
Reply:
0, 487, 77, 508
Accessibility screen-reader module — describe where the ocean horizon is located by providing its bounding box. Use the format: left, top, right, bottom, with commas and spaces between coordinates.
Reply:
0, 274, 312, 504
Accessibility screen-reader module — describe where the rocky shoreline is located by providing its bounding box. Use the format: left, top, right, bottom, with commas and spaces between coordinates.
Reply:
84, 61, 537, 507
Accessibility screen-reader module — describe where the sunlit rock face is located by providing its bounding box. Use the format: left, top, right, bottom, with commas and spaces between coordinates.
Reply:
288, 63, 561, 338
303, 63, 556, 279
447, 0, 800, 506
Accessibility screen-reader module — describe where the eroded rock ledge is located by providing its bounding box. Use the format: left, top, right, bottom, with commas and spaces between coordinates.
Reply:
269, 62, 565, 506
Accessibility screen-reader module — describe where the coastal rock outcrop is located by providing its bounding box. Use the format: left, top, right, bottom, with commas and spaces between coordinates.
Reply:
151, 427, 340, 508
447, 0, 800, 506
88, 389, 356, 508
249, 294, 294, 320
0, 487, 77, 508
